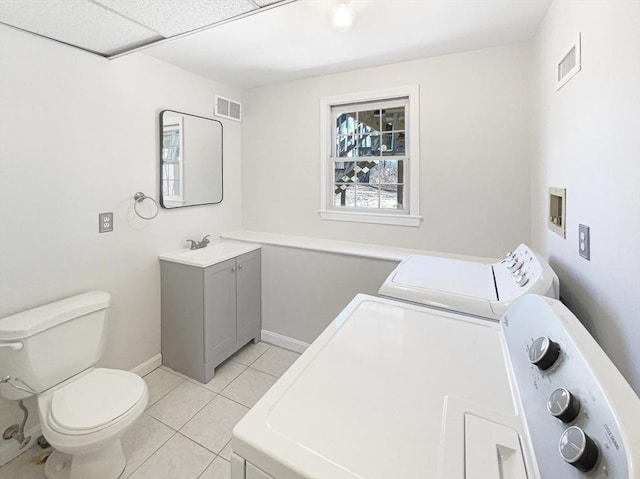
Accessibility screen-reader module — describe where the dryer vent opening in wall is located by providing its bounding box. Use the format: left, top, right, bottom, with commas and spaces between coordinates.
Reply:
557, 33, 581, 90
215, 95, 242, 122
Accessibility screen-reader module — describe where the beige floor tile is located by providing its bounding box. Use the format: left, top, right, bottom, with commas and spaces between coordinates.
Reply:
144, 367, 185, 407
121, 413, 174, 478
250, 346, 300, 377
180, 396, 249, 454
221, 368, 277, 408
127, 433, 214, 479
198, 456, 230, 479
231, 341, 270, 366
147, 381, 216, 430
0, 445, 49, 479
201, 360, 247, 393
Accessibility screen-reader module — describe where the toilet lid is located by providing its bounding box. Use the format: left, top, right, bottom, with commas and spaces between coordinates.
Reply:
50, 368, 146, 432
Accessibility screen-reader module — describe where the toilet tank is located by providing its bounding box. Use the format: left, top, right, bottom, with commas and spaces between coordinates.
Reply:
0, 291, 111, 400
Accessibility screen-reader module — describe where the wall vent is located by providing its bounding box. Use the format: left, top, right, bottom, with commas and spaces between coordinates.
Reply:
215, 95, 242, 122
557, 34, 581, 90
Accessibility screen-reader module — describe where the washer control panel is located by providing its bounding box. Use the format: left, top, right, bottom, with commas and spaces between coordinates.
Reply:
501, 296, 638, 478
491, 244, 559, 317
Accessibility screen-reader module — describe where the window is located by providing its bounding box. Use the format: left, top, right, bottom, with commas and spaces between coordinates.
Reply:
320, 86, 421, 226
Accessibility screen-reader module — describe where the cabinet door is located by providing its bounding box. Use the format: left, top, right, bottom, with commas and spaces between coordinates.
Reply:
204, 258, 237, 364
236, 250, 261, 341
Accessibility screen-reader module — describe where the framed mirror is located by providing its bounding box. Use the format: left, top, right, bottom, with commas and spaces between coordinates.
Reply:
160, 110, 223, 208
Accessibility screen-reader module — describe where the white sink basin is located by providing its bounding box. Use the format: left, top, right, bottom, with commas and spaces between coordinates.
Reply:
159, 240, 261, 268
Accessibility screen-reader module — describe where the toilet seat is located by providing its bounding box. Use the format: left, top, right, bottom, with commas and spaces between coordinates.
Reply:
48, 368, 146, 435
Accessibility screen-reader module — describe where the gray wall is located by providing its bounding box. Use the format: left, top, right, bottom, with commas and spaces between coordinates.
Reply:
261, 245, 398, 343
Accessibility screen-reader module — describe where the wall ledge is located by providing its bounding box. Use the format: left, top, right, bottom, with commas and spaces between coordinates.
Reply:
220, 230, 495, 263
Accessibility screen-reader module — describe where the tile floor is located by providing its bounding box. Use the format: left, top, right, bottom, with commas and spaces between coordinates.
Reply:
0, 341, 301, 479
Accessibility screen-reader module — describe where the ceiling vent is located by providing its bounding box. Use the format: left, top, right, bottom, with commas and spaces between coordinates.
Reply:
215, 95, 242, 122
557, 33, 581, 90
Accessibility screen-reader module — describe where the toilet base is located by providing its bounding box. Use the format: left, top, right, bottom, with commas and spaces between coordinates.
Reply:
44, 440, 126, 479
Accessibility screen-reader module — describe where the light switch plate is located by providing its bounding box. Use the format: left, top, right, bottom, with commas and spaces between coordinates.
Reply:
99, 212, 113, 233
578, 224, 590, 260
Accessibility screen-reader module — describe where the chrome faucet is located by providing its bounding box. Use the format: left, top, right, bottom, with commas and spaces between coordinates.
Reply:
187, 235, 210, 250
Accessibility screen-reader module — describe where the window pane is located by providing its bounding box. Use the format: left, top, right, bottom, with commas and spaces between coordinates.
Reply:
381, 107, 405, 131
336, 112, 357, 135
380, 185, 403, 209
355, 184, 380, 208
360, 132, 380, 156
370, 160, 402, 184
381, 132, 405, 155
358, 109, 380, 134
334, 183, 355, 207
353, 161, 376, 184
336, 134, 357, 157
334, 161, 357, 183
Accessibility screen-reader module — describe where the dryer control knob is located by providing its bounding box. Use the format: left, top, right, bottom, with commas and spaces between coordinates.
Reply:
548, 388, 580, 423
528, 336, 560, 370
559, 426, 599, 472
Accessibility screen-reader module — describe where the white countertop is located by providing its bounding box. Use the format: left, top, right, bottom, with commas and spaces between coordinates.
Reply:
158, 240, 261, 268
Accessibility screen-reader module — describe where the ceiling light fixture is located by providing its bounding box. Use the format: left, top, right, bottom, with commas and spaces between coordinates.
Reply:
331, 1, 354, 32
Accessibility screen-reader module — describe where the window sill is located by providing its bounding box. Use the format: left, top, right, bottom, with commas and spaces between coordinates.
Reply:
319, 210, 422, 227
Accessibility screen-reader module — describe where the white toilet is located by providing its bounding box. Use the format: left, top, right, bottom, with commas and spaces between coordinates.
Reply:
0, 291, 148, 479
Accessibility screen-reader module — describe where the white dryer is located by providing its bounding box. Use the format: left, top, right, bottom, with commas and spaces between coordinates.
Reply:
231, 294, 640, 479
378, 243, 559, 319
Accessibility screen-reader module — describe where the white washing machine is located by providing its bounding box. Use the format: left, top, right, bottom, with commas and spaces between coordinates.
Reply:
378, 243, 559, 320
231, 294, 640, 479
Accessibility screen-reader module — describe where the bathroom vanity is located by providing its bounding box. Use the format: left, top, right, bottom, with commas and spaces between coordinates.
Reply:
159, 241, 261, 383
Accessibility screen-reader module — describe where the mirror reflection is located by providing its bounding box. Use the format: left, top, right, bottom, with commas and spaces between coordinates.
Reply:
160, 110, 223, 208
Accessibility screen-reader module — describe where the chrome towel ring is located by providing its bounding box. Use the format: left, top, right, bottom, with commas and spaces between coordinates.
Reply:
133, 192, 159, 220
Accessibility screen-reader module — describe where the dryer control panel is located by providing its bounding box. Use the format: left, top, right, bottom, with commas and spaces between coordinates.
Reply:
501, 296, 640, 479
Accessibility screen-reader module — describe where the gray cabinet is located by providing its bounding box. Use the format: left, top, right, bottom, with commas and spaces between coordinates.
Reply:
160, 249, 261, 383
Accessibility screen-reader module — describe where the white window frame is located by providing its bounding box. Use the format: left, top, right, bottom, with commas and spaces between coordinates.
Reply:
319, 85, 421, 227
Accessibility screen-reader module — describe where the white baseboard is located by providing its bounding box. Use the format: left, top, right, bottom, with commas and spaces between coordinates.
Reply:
261, 330, 310, 354
131, 353, 162, 377
0, 424, 42, 467
0, 354, 162, 467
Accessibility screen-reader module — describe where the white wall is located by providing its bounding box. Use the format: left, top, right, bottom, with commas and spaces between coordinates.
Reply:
241, 43, 533, 259
531, 1, 640, 394
0, 25, 242, 453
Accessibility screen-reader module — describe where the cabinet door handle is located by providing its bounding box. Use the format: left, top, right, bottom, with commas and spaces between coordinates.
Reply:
231, 267, 236, 272
238, 264, 243, 269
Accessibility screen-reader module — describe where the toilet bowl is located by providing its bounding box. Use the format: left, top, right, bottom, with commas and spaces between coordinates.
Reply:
0, 291, 149, 479
37, 368, 148, 479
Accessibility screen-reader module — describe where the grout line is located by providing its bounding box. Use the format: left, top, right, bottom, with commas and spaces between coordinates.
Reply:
149, 390, 219, 432
176, 430, 225, 457
196, 453, 220, 479
123, 430, 178, 479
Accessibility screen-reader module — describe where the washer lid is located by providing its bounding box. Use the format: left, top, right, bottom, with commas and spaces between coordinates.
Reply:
50, 368, 145, 432
387, 255, 496, 299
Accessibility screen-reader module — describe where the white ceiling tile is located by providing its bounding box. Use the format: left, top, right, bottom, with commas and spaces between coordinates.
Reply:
0, 0, 161, 55
93, 0, 259, 37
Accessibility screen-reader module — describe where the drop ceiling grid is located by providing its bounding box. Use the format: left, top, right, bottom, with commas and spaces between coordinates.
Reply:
0, 0, 162, 56
92, 0, 260, 37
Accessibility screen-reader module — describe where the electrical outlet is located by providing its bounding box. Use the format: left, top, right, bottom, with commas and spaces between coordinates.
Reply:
578, 224, 590, 260
99, 212, 113, 233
